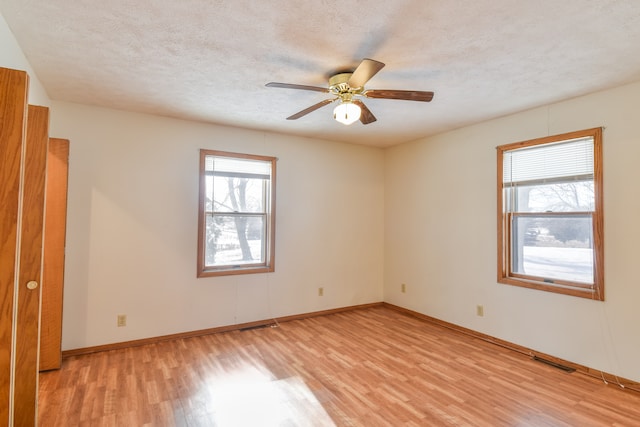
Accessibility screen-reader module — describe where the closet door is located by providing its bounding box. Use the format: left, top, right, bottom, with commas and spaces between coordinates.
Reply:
14, 104, 49, 426
0, 66, 29, 427
0, 67, 48, 426
40, 138, 69, 371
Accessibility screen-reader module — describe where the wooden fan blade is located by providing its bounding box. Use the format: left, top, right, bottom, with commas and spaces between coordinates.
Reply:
266, 82, 329, 93
364, 89, 434, 102
348, 58, 385, 89
286, 99, 335, 120
353, 100, 377, 125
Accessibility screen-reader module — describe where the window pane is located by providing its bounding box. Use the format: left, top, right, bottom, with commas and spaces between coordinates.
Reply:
209, 176, 266, 213
204, 175, 213, 212
510, 180, 594, 212
512, 215, 593, 284
205, 215, 265, 267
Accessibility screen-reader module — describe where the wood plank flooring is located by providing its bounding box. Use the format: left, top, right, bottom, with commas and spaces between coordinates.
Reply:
38, 307, 640, 426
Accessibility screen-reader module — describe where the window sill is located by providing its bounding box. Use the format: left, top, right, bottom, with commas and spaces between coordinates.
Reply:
198, 265, 274, 278
498, 276, 603, 301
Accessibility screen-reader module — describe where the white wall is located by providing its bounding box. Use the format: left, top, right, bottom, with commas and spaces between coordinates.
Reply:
385, 81, 640, 383
49, 102, 385, 350
0, 12, 49, 105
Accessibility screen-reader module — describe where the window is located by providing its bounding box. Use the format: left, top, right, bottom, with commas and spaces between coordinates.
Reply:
497, 128, 603, 300
198, 150, 276, 277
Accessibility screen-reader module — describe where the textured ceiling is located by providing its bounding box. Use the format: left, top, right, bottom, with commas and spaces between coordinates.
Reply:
2, 0, 640, 147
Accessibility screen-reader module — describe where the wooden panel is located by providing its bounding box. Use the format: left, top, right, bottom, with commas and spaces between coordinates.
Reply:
40, 138, 70, 371
14, 105, 49, 426
0, 67, 29, 426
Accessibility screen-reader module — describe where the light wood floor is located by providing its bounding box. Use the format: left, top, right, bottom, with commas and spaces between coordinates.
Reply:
38, 306, 640, 426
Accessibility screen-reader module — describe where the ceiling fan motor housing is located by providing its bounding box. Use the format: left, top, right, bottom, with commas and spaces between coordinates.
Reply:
330, 73, 362, 94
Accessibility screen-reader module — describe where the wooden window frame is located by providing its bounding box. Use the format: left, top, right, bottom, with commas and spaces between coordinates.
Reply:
197, 149, 276, 277
497, 128, 604, 300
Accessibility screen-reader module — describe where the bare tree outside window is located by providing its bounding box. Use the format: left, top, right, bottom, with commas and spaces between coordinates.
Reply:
227, 178, 252, 261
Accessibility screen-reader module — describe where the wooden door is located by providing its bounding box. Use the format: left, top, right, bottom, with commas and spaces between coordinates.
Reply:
39, 138, 69, 371
0, 66, 29, 427
14, 105, 49, 426
0, 67, 49, 426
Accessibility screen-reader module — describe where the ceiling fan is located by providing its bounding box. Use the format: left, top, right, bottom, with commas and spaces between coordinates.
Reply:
266, 58, 434, 125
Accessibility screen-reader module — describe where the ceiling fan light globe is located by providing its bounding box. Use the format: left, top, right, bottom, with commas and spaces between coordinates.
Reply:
333, 102, 361, 125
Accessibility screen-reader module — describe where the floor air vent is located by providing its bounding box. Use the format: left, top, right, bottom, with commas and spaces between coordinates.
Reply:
239, 323, 277, 332
532, 356, 576, 373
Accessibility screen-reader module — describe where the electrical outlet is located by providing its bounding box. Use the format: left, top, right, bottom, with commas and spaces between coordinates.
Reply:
318, 287, 324, 296
476, 305, 484, 317
401, 283, 406, 293
117, 314, 127, 327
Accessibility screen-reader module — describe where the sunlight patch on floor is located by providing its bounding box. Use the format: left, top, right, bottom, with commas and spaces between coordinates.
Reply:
199, 366, 336, 426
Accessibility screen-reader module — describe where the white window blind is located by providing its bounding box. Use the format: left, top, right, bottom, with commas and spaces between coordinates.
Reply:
503, 137, 594, 184
206, 156, 271, 179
